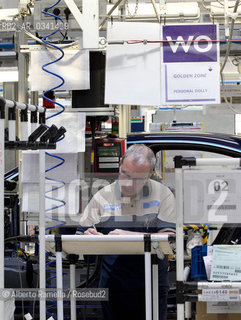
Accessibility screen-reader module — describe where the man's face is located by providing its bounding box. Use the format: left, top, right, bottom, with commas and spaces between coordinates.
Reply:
119, 156, 151, 197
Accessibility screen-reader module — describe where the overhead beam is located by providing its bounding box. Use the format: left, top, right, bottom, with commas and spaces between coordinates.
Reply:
63, 0, 99, 49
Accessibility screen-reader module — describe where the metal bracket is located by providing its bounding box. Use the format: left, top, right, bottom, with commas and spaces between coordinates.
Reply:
63, 0, 99, 49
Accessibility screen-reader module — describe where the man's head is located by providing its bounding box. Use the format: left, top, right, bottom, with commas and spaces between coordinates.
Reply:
119, 144, 156, 197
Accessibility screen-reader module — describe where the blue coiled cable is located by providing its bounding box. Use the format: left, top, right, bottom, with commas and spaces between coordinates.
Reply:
45, 154, 66, 230
41, 1, 67, 318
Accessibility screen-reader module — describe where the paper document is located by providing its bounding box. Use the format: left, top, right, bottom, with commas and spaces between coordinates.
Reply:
210, 245, 241, 281
203, 255, 212, 280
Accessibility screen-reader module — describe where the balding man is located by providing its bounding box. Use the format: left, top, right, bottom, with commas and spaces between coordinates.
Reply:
77, 144, 175, 320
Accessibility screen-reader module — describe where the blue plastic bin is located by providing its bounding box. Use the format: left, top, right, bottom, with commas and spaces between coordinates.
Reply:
191, 245, 207, 280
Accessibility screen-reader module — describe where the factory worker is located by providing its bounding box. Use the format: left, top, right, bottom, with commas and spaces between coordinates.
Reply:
77, 144, 176, 320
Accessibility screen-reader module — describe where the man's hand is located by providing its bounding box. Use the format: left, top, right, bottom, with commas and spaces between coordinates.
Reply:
108, 229, 140, 235
84, 228, 103, 235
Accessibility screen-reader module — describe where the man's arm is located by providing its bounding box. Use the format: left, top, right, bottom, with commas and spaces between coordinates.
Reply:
77, 195, 102, 235
158, 188, 176, 223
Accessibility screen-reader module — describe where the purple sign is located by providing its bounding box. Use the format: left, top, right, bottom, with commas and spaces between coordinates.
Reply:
163, 24, 217, 63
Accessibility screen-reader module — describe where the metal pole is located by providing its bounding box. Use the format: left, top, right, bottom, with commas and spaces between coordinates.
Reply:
3, 83, 17, 173
151, 0, 160, 22
175, 167, 185, 320
54, 235, 167, 242
119, 105, 124, 139
185, 301, 192, 319
45, 234, 170, 242
198, 282, 241, 289
20, 108, 28, 141
17, 28, 28, 248
70, 255, 77, 320
55, 236, 64, 320
99, 0, 124, 30
0, 102, 5, 318
152, 255, 159, 320
196, 158, 241, 166
144, 235, 152, 320
17, 30, 28, 104
8, 118, 16, 141
56, 251, 64, 320
39, 150, 46, 320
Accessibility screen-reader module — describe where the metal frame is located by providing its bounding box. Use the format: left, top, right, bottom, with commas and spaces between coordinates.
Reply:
0, 97, 60, 319
39, 150, 46, 320
175, 156, 241, 320
63, 0, 99, 49
45, 233, 174, 320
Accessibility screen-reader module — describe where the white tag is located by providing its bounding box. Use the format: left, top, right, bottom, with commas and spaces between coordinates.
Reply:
200, 289, 239, 302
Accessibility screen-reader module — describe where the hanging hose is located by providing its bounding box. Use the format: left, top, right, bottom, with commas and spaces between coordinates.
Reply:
41, 1, 67, 317
44, 154, 66, 230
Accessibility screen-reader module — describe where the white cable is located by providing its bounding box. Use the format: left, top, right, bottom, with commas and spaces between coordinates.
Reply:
24, 29, 78, 49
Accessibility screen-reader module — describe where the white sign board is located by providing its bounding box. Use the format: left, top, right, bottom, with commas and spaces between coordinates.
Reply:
161, 24, 220, 105
183, 170, 241, 224
105, 22, 161, 106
